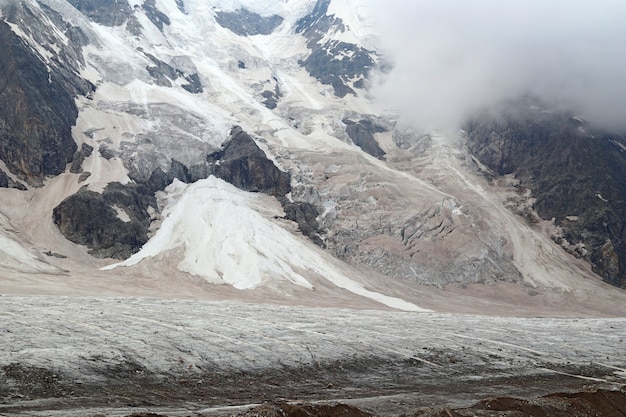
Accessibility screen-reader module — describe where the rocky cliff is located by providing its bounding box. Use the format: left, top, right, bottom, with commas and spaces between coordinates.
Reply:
0, 2, 93, 186
465, 99, 626, 288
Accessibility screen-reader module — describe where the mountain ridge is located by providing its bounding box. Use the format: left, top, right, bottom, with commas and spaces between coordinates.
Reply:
0, 0, 624, 314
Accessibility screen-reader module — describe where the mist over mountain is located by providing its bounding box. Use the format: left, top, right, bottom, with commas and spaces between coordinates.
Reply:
0, 0, 624, 306
367, 0, 626, 131
1, 1, 626, 415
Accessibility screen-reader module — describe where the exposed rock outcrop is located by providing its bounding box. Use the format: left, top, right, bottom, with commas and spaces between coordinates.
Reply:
65, 0, 132, 27
343, 119, 386, 159
70, 143, 94, 174
0, 3, 94, 185
142, 0, 170, 31
261, 85, 282, 109
53, 185, 152, 259
207, 127, 324, 244
296, 0, 378, 97
465, 100, 626, 288
0, 169, 26, 190
215, 8, 283, 36
207, 126, 291, 198
282, 200, 324, 246
54, 159, 197, 259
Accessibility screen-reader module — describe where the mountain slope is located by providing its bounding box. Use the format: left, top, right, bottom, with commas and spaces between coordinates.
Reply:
0, 0, 624, 313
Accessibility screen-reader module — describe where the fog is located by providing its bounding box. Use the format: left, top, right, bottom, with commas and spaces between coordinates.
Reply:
366, 0, 626, 131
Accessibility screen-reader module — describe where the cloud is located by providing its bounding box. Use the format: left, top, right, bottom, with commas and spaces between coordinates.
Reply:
365, 0, 626, 131
0, 0, 18, 10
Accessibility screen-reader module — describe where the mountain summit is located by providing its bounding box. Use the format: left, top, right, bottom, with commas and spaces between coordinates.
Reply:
0, 0, 625, 314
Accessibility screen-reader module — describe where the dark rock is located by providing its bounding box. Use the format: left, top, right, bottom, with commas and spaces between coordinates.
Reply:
66, 0, 132, 27
215, 8, 283, 36
175, 0, 186, 14
70, 143, 94, 174
261, 85, 282, 109
78, 171, 91, 183
53, 185, 152, 259
281, 200, 324, 246
141, 50, 202, 93
99, 144, 117, 160
145, 159, 192, 193
0, 169, 26, 190
142, 0, 170, 31
295, 0, 377, 98
44, 250, 67, 259
343, 119, 386, 159
0, 170, 9, 188
207, 126, 291, 198
0, 3, 94, 185
207, 127, 325, 246
0, 22, 77, 185
465, 99, 626, 288
180, 72, 203, 94
54, 158, 203, 259
143, 51, 177, 87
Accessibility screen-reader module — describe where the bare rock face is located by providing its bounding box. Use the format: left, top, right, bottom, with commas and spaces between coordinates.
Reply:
208, 127, 325, 245
65, 0, 132, 27
207, 126, 292, 198
343, 119, 386, 159
69, 143, 94, 174
295, 0, 378, 98
466, 100, 626, 288
215, 8, 283, 36
0, 22, 77, 185
0, 3, 94, 186
53, 183, 155, 259
53, 159, 199, 259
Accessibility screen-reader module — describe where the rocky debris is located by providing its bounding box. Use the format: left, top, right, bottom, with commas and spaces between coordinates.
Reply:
70, 143, 94, 174
296, 0, 377, 98
408, 389, 626, 417
343, 119, 386, 159
236, 402, 374, 417
465, 99, 626, 288
215, 8, 283, 36
66, 0, 132, 27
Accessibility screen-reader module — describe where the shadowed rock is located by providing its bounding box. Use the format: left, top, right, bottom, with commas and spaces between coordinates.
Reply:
207, 126, 291, 198
465, 99, 626, 288
215, 8, 283, 36
343, 119, 386, 159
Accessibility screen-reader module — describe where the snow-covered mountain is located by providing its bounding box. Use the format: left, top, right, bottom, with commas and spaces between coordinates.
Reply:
0, 0, 625, 314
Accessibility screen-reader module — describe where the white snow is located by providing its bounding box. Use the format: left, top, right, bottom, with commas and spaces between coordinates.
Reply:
103, 177, 428, 312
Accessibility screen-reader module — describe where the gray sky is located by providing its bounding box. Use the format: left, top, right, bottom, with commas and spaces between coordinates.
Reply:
366, 0, 626, 130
